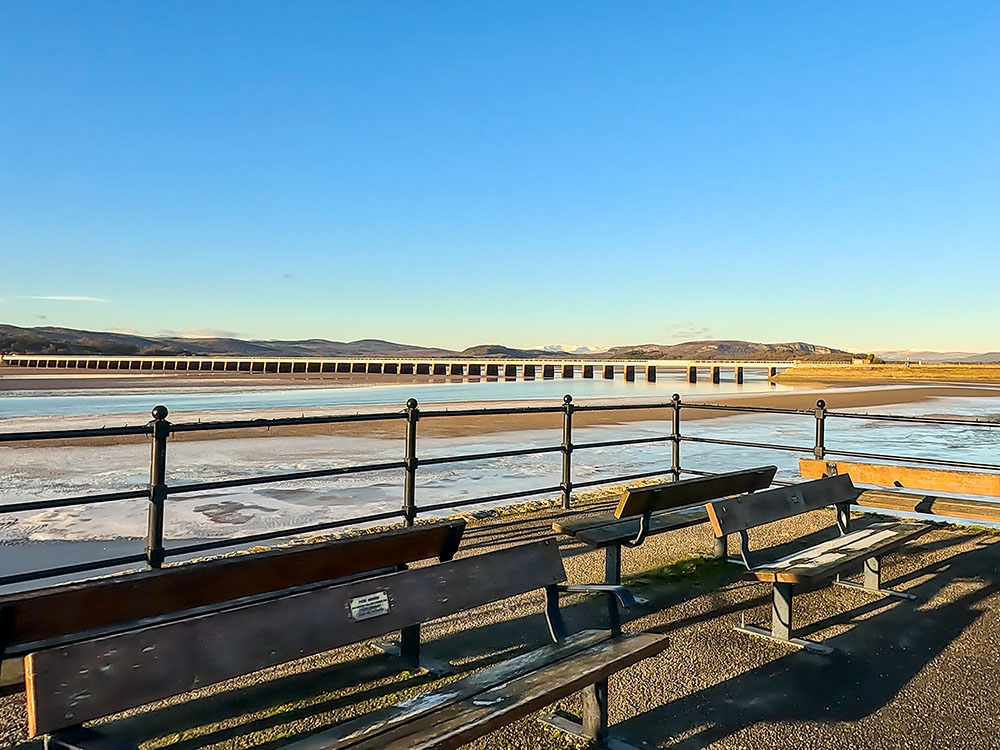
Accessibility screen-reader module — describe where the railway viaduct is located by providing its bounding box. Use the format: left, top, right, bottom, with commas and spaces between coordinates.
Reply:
0, 355, 799, 383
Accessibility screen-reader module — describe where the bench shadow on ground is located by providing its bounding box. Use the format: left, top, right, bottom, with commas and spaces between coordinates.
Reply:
616, 532, 1000, 749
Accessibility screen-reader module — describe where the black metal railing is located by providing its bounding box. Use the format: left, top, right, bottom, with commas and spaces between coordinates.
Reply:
2, 393, 999, 588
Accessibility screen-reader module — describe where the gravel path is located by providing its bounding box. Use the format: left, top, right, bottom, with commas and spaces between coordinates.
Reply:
3, 498, 998, 749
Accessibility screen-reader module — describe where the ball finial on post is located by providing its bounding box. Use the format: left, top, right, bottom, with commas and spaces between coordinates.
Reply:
816, 399, 826, 410
563, 394, 573, 404
406, 398, 418, 410
151, 405, 169, 420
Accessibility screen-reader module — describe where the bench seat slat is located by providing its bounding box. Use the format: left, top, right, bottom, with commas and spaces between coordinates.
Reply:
288, 629, 613, 749
553, 506, 709, 548
339, 632, 668, 750
749, 522, 930, 583
25, 539, 566, 737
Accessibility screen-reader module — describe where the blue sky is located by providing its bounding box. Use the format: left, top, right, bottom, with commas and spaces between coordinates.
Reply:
1, 2, 998, 351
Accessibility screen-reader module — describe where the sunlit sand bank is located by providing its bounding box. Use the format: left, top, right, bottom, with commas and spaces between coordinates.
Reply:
3, 383, 998, 447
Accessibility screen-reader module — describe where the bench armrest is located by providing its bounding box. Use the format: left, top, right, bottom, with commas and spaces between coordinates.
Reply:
554, 584, 636, 609
544, 583, 636, 643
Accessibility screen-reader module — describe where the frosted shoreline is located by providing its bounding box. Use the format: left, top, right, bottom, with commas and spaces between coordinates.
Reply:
3, 393, 999, 545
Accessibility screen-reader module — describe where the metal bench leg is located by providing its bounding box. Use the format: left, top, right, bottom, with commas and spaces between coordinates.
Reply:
605, 545, 621, 585
713, 534, 728, 559
582, 678, 609, 743
373, 624, 452, 676
735, 582, 834, 655
772, 582, 793, 641
834, 557, 917, 600
539, 678, 642, 750
603, 546, 624, 635
605, 544, 647, 609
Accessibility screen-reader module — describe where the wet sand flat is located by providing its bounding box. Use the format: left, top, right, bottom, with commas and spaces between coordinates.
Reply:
0, 370, 445, 392
3, 383, 998, 447
775, 363, 1000, 383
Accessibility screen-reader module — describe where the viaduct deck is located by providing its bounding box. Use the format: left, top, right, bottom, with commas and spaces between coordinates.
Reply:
0, 354, 801, 382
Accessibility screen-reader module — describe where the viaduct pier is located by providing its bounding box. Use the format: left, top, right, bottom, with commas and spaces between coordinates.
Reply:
0, 355, 795, 382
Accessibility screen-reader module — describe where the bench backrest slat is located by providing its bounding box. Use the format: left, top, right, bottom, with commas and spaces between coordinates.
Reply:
799, 457, 1000, 497
705, 475, 858, 536
2, 521, 465, 656
614, 466, 777, 519
25, 538, 566, 736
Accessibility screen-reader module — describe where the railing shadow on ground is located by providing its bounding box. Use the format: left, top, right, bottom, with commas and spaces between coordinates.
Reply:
614, 535, 1000, 749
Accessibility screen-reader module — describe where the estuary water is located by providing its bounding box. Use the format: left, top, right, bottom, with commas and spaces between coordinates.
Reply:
2, 392, 999, 543
2, 373, 999, 591
0, 371, 791, 419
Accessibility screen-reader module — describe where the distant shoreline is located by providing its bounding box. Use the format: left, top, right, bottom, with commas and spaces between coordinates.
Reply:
775, 363, 1000, 384
0, 369, 455, 392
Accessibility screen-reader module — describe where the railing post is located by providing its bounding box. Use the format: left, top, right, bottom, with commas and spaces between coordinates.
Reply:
561, 394, 574, 509
814, 398, 827, 459
671, 393, 681, 481
146, 405, 170, 569
403, 398, 420, 526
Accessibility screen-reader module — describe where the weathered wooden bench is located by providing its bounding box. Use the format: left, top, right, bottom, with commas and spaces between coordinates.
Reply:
706, 474, 931, 654
800, 457, 1000, 525
552, 466, 777, 591
0, 520, 466, 691
26, 538, 666, 750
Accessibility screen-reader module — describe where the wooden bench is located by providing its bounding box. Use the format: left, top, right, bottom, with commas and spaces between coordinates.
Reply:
552, 466, 777, 588
800, 457, 1000, 525
706, 474, 931, 654
26, 538, 667, 750
0, 520, 466, 691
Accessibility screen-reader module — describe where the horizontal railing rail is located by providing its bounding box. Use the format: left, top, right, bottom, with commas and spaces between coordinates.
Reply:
1, 392, 999, 588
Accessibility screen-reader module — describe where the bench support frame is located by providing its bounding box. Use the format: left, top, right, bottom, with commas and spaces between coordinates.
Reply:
713, 534, 728, 559
372, 622, 453, 677
738, 554, 917, 655
539, 678, 643, 750
604, 546, 623, 635
834, 557, 918, 601
734, 581, 835, 656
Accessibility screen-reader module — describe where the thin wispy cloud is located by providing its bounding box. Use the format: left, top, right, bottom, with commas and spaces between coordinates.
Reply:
158, 328, 241, 339
667, 321, 714, 341
19, 295, 110, 303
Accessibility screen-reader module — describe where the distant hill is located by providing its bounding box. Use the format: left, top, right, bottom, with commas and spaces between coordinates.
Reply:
601, 340, 852, 362
0, 324, 854, 361
535, 344, 604, 355
459, 344, 550, 358
962, 352, 1000, 363
875, 349, 981, 363
0, 325, 452, 358
874, 350, 1000, 364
